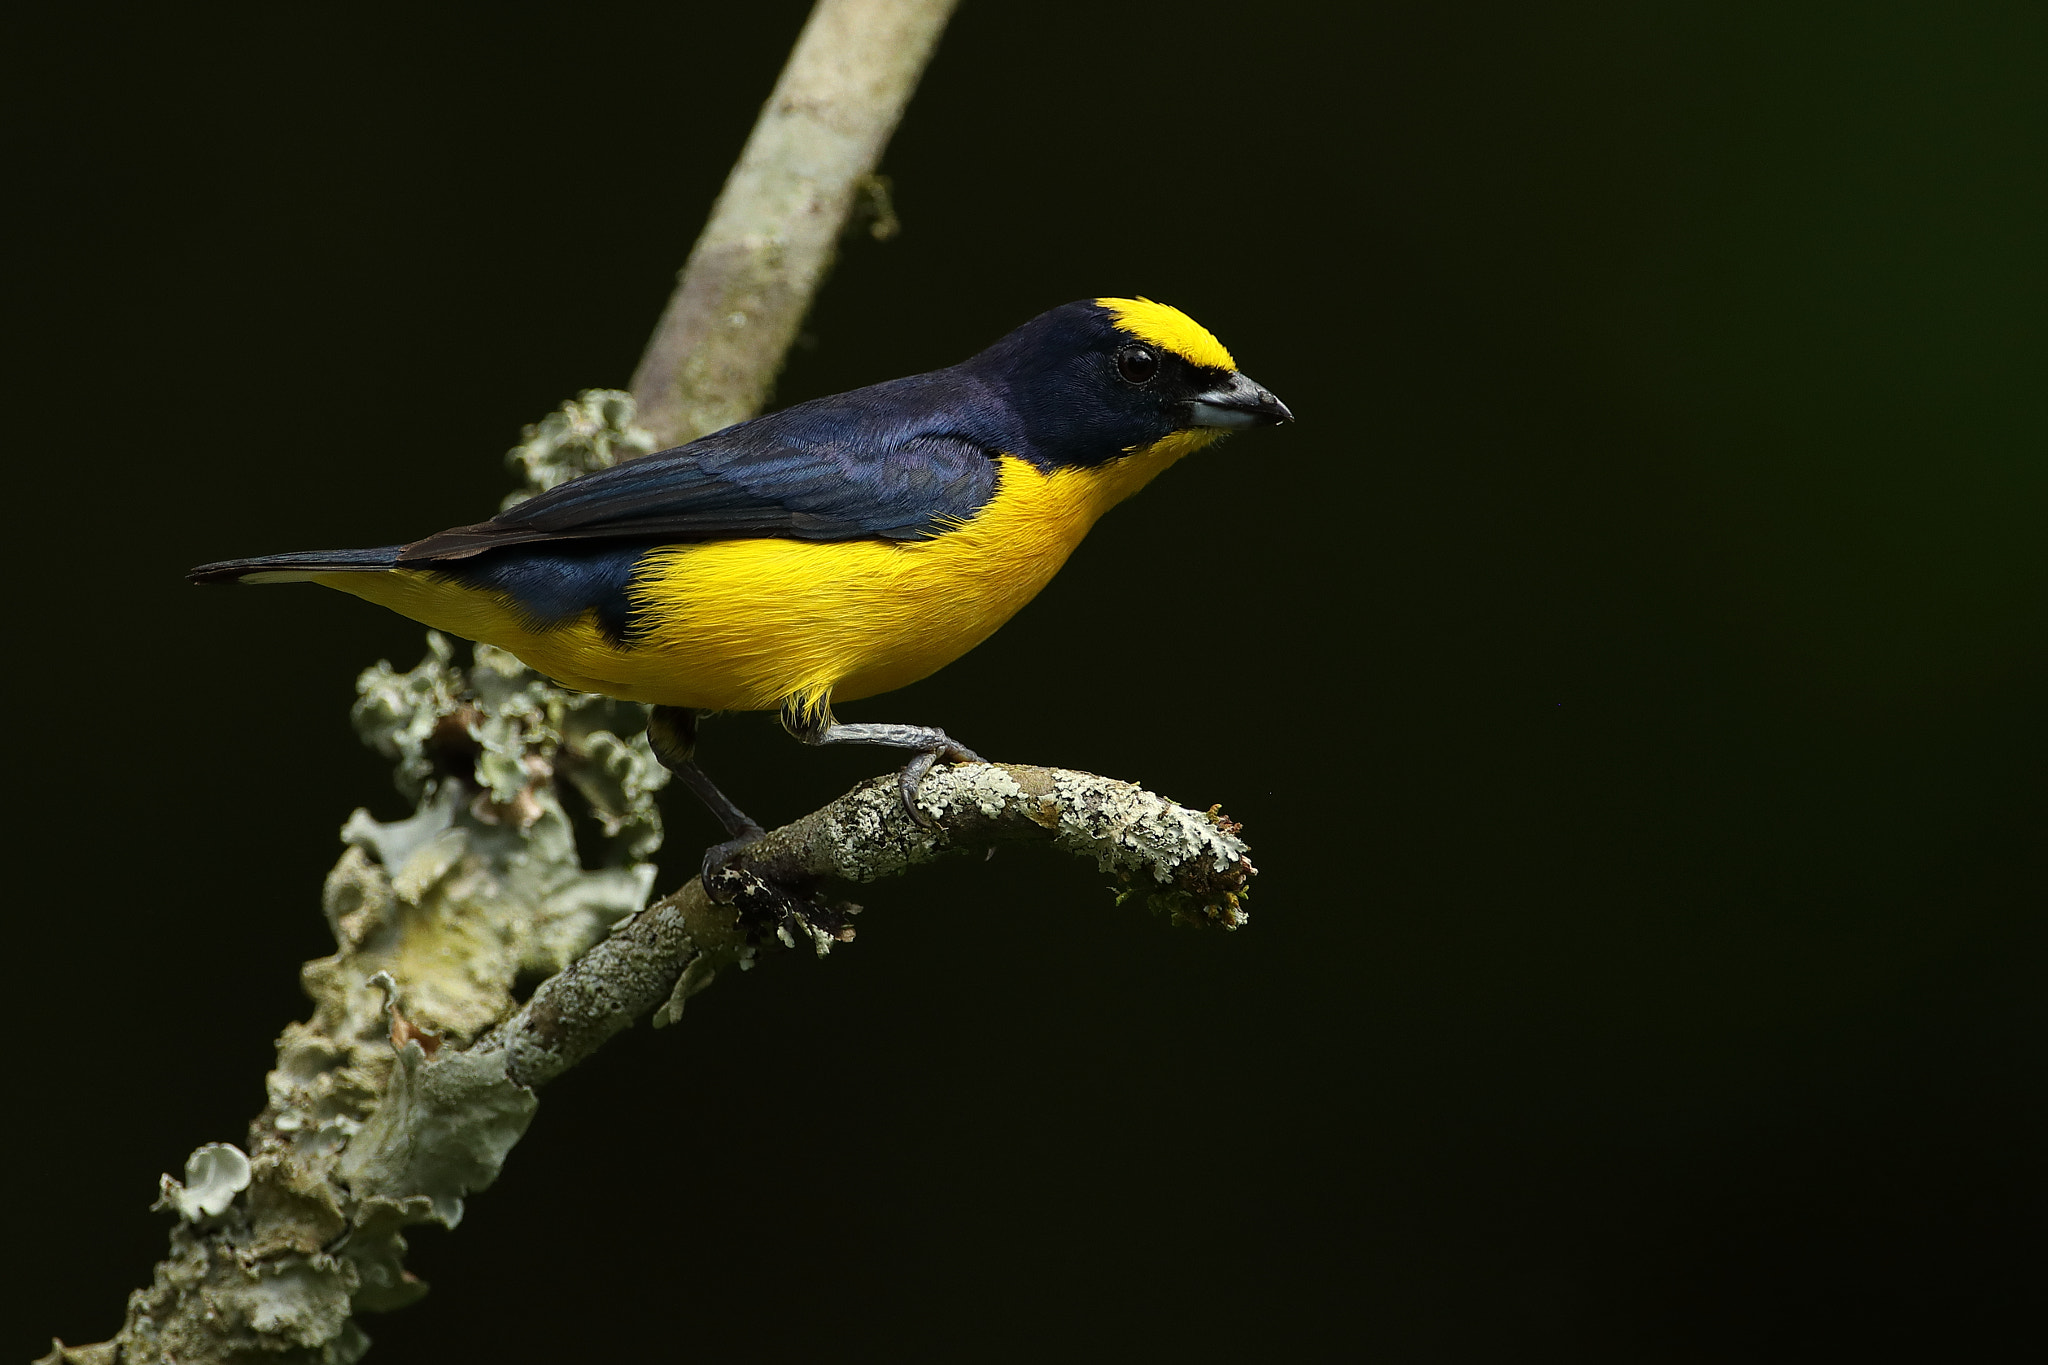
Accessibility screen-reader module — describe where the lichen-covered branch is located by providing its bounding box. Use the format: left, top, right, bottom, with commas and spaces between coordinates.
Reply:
52, 624, 676, 1365
628, 0, 961, 447
495, 763, 1255, 1089
48, 626, 1252, 1365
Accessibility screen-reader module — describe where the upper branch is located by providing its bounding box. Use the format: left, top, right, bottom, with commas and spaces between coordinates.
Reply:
628, 0, 961, 448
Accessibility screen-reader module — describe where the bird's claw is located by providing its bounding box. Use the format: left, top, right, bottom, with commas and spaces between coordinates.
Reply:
897, 736, 984, 829
700, 825, 767, 901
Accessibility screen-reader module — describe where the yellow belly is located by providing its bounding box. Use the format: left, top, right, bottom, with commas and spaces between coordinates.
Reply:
317, 437, 1214, 712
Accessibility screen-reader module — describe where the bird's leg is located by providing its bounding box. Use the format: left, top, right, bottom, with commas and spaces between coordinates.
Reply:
780, 694, 984, 829
647, 706, 857, 943
646, 705, 766, 885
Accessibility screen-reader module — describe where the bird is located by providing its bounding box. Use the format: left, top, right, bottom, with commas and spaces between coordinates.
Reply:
191, 297, 1292, 878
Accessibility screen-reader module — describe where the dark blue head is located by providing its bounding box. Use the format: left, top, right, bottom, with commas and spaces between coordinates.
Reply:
957, 298, 1292, 469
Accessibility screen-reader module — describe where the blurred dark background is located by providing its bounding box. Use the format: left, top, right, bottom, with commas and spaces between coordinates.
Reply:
11, 1, 2044, 1359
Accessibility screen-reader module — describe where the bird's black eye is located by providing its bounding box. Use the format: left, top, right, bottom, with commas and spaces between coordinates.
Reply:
1115, 343, 1159, 385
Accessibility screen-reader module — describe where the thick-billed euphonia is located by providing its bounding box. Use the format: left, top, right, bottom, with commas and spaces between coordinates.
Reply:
193, 297, 1291, 873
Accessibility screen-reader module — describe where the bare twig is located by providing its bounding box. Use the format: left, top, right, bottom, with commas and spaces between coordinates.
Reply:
629, 0, 961, 448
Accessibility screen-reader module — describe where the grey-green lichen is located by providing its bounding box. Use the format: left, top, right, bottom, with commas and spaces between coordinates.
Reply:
338, 1037, 538, 1230
343, 633, 669, 1037
1046, 773, 1254, 929
498, 388, 657, 511
83, 572, 671, 1361
805, 761, 1255, 929
154, 1143, 253, 1222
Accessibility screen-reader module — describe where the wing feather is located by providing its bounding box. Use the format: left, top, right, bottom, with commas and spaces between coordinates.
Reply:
401, 373, 1010, 564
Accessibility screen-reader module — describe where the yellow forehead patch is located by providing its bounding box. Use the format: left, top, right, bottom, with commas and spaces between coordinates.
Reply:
1097, 297, 1237, 372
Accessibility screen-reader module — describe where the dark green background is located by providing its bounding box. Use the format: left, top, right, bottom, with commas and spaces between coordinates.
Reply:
13, 2, 2043, 1359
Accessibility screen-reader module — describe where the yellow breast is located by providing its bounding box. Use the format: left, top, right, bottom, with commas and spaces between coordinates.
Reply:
319, 433, 1215, 712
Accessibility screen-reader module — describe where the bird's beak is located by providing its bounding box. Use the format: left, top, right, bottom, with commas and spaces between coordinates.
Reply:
1185, 371, 1295, 429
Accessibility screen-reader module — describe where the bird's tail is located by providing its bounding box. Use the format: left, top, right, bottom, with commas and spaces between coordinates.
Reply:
188, 546, 405, 585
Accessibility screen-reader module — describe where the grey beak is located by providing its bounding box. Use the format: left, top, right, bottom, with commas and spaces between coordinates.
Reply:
1186, 371, 1295, 429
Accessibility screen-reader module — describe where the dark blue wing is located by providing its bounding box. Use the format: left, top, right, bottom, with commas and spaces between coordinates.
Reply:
400, 370, 1011, 564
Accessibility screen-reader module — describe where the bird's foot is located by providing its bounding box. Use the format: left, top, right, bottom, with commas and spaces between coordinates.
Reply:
784, 709, 986, 831
699, 825, 767, 895
705, 861, 861, 955
897, 735, 984, 829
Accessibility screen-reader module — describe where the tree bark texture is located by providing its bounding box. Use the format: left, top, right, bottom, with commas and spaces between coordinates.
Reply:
628, 0, 961, 449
